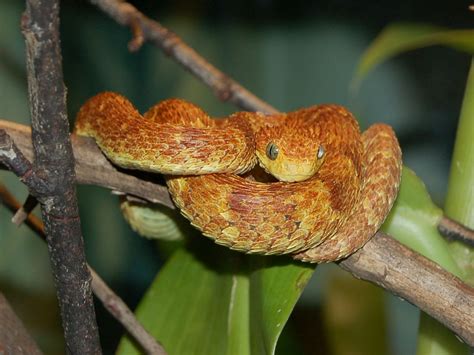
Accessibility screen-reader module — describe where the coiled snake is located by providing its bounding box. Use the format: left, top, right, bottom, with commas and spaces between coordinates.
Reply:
75, 92, 402, 263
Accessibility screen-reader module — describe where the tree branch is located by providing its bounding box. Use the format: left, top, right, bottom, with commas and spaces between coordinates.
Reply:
0, 184, 167, 355
89, 0, 278, 114
339, 233, 474, 346
1, 120, 173, 208
1, 120, 473, 346
0, 291, 43, 354
21, 1, 101, 353
438, 216, 474, 246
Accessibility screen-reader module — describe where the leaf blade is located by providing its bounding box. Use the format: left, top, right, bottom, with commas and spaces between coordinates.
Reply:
353, 24, 474, 88
116, 238, 314, 355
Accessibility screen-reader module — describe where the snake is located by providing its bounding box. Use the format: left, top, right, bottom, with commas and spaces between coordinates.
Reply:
75, 92, 402, 263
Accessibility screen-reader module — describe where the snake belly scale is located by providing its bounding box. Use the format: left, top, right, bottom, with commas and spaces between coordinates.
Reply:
75, 92, 402, 263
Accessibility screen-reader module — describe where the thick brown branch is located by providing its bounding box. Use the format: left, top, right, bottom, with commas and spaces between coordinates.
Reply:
21, 1, 101, 353
339, 233, 474, 346
0, 184, 167, 355
0, 292, 43, 354
1, 120, 173, 208
1, 119, 473, 346
90, 0, 278, 114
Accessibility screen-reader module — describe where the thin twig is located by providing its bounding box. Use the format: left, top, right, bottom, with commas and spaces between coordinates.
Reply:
0, 292, 43, 354
90, 0, 278, 114
0, 183, 167, 355
89, 269, 167, 355
127, 16, 145, 51
21, 1, 101, 352
11, 194, 38, 226
438, 216, 474, 246
1, 121, 473, 345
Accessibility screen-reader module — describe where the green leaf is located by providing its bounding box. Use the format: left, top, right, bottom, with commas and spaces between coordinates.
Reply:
357, 24, 474, 355
248, 257, 313, 354
382, 169, 469, 355
353, 24, 474, 88
116, 236, 314, 355
417, 57, 474, 355
445, 58, 474, 243
382, 167, 462, 278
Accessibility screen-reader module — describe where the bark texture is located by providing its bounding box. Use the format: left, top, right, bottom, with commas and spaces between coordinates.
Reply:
21, 1, 102, 353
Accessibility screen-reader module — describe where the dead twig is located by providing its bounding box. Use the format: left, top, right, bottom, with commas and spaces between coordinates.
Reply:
90, 0, 278, 114
11, 194, 37, 226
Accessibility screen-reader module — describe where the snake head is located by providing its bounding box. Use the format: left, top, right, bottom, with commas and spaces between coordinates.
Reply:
255, 123, 326, 182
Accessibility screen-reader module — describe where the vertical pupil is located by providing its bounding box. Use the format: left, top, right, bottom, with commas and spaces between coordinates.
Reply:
317, 145, 325, 159
266, 143, 278, 160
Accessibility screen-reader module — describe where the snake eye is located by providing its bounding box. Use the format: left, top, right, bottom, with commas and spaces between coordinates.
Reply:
266, 142, 279, 160
317, 145, 325, 159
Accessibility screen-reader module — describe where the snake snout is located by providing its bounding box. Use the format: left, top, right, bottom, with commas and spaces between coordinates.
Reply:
262, 160, 316, 182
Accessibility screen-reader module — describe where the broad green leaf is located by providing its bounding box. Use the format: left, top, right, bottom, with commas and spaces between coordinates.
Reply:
445, 58, 474, 256
382, 167, 462, 278
117, 236, 314, 355
382, 169, 468, 355
353, 24, 474, 88
248, 256, 313, 354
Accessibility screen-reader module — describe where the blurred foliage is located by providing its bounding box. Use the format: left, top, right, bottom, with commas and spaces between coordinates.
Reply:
0, 0, 473, 354
356, 24, 474, 354
353, 24, 474, 88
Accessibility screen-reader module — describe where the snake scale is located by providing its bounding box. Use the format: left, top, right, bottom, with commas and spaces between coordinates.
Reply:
75, 92, 402, 263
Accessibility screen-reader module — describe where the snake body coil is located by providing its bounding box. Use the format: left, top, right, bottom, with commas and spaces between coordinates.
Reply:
75, 92, 402, 263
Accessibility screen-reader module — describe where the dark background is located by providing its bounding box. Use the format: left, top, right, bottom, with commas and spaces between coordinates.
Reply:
0, 0, 471, 353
